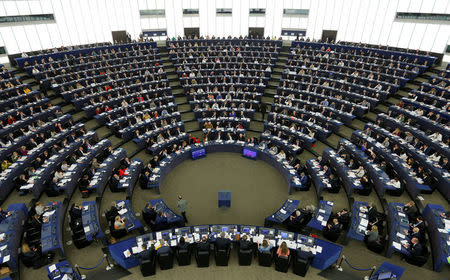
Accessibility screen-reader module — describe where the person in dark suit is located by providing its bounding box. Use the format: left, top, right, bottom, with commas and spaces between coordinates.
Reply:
296, 246, 314, 261
322, 165, 331, 177
178, 236, 189, 250
239, 235, 252, 251
155, 212, 168, 230
299, 172, 308, 187
327, 219, 342, 234
410, 216, 425, 232
197, 236, 210, 252
136, 243, 154, 261
105, 202, 119, 223
404, 237, 422, 257
328, 174, 339, 193
79, 174, 90, 192
109, 174, 120, 192
142, 203, 157, 226
69, 203, 82, 220
215, 232, 231, 250
335, 209, 350, 229
404, 201, 418, 221
157, 240, 172, 255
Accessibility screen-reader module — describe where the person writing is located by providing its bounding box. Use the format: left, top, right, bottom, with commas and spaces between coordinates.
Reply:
239, 235, 252, 251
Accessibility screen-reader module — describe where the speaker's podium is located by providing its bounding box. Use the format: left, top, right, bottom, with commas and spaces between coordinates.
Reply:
218, 191, 231, 207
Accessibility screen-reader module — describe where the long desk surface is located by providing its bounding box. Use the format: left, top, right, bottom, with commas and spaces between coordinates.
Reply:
108, 223, 342, 271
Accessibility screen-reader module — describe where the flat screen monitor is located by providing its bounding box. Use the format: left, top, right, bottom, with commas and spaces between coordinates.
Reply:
243, 228, 250, 233
242, 148, 257, 159
261, 229, 269, 235
222, 227, 228, 232
281, 232, 288, 239
191, 148, 206, 160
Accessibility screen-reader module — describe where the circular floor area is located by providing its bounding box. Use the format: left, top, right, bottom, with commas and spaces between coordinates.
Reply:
152, 152, 290, 226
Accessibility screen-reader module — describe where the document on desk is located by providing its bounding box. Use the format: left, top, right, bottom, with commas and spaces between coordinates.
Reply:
360, 218, 368, 227
132, 246, 142, 254
118, 208, 127, 215
393, 242, 401, 251
2, 255, 9, 262
317, 215, 324, 221
84, 226, 90, 233
280, 209, 287, 214
316, 246, 323, 253
117, 201, 125, 208
123, 249, 131, 258
43, 210, 56, 217
156, 232, 162, 241
396, 232, 405, 239
319, 209, 326, 214
48, 264, 57, 272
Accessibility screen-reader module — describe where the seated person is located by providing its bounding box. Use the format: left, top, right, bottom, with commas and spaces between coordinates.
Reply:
276, 241, 290, 258
105, 202, 119, 222
178, 236, 189, 251
69, 203, 82, 220
136, 243, 154, 261
197, 236, 210, 252
78, 174, 90, 192
239, 235, 252, 251
142, 203, 157, 225
114, 216, 126, 230
404, 201, 418, 220
157, 239, 172, 255
155, 211, 168, 230
327, 174, 340, 193
0, 207, 12, 223
364, 225, 379, 244
258, 239, 273, 253
296, 245, 314, 261
410, 216, 425, 232
323, 218, 342, 241
287, 209, 305, 232
109, 174, 120, 192
335, 209, 350, 229
403, 237, 423, 258
215, 232, 231, 251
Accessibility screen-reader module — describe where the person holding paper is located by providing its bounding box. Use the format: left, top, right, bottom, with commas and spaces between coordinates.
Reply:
69, 203, 82, 220
178, 237, 189, 250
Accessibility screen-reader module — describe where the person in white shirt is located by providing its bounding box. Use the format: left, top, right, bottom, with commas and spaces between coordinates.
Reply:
353, 166, 365, 178
429, 152, 441, 163
276, 150, 286, 160
269, 145, 278, 155
389, 178, 401, 189
429, 132, 442, 142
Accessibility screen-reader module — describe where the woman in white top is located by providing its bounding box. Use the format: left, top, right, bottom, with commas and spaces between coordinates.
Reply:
276, 150, 286, 160
429, 132, 442, 142
429, 152, 441, 163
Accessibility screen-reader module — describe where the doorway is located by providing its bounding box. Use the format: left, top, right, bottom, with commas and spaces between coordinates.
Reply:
112, 31, 128, 44
184, 28, 200, 39
249, 27, 264, 39
321, 30, 337, 43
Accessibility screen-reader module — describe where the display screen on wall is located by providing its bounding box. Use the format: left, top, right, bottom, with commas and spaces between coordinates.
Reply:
283, 9, 309, 16
249, 8, 265, 15
396, 12, 450, 22
183, 9, 199, 15
281, 29, 306, 37
143, 30, 167, 37
217, 8, 232, 15
0, 14, 55, 24
139, 9, 165, 16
